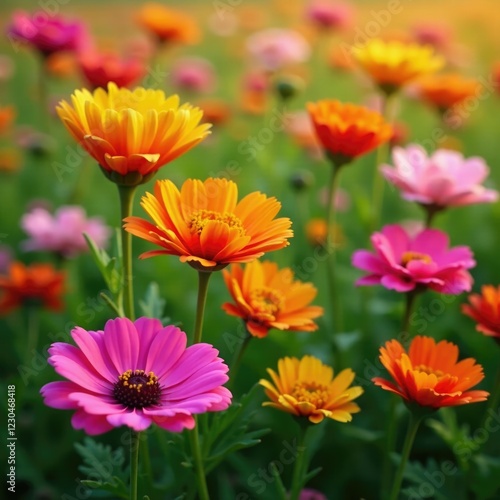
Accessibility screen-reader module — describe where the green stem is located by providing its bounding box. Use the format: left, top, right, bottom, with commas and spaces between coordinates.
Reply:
228, 329, 252, 390
130, 430, 140, 500
389, 413, 424, 500
25, 306, 40, 366
140, 431, 152, 493
193, 271, 212, 344
118, 185, 137, 320
189, 418, 210, 500
289, 425, 308, 500
402, 290, 419, 333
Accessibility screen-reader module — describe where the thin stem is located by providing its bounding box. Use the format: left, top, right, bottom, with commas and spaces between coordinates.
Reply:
228, 329, 252, 390
289, 425, 308, 500
140, 431, 152, 493
118, 185, 137, 320
193, 271, 212, 344
130, 430, 140, 500
389, 412, 423, 500
189, 417, 210, 500
25, 306, 40, 366
402, 290, 419, 334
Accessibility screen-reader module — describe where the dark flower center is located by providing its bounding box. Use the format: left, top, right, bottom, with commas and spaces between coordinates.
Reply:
113, 369, 161, 409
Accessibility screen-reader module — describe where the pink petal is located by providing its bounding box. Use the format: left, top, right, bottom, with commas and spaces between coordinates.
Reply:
352, 250, 385, 274
150, 412, 195, 432
106, 409, 152, 431
134, 317, 163, 368
377, 225, 410, 264
103, 318, 139, 373
411, 229, 449, 258
380, 274, 415, 292
71, 409, 115, 435
68, 392, 121, 415
40, 381, 80, 409
145, 325, 187, 378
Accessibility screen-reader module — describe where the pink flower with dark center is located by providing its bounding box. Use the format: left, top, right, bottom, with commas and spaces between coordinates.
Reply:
306, 1, 353, 31
171, 57, 216, 93
381, 145, 498, 210
21, 205, 111, 258
41, 317, 232, 435
352, 225, 475, 293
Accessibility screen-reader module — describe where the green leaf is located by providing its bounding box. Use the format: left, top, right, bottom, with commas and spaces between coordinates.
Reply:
303, 466, 322, 483
80, 477, 129, 499
139, 282, 170, 322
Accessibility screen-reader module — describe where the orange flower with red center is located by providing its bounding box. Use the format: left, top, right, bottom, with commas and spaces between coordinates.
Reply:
259, 355, 363, 423
137, 3, 200, 45
0, 262, 65, 314
307, 100, 392, 167
124, 178, 293, 271
222, 260, 323, 337
373, 336, 489, 408
462, 285, 500, 343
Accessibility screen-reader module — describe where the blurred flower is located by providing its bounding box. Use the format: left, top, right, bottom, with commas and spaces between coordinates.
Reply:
299, 489, 328, 500
15, 125, 55, 157
318, 186, 350, 211
328, 45, 355, 72
197, 99, 231, 126
240, 71, 269, 115
56, 82, 211, 186
222, 260, 323, 337
0, 261, 65, 314
306, 1, 353, 31
0, 106, 15, 135
462, 285, 500, 344
305, 218, 343, 248
381, 145, 498, 211
124, 178, 293, 271
352, 39, 444, 95
411, 23, 452, 51
273, 74, 305, 101
289, 170, 314, 191
78, 51, 146, 89
0, 148, 21, 174
0, 245, 13, 273
7, 11, 87, 57
41, 317, 231, 435
45, 52, 77, 79
246, 28, 311, 72
259, 355, 363, 423
136, 3, 200, 45
171, 57, 216, 94
0, 55, 14, 82
21, 205, 111, 259
307, 100, 392, 167
352, 224, 475, 294
284, 111, 323, 159
207, 10, 239, 37
389, 121, 409, 147
417, 73, 479, 113
373, 336, 489, 408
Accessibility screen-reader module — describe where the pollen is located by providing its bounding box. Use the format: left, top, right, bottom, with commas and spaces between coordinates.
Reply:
414, 364, 445, 378
189, 209, 245, 236
401, 251, 432, 266
113, 369, 161, 409
291, 381, 330, 408
249, 287, 284, 316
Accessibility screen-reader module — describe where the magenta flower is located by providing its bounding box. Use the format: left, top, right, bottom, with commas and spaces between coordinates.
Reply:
306, 1, 353, 31
171, 57, 216, 94
41, 317, 232, 435
352, 225, 475, 293
21, 205, 111, 258
381, 145, 498, 211
7, 11, 87, 57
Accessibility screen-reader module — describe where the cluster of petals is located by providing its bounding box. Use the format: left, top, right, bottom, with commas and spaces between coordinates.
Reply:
462, 285, 500, 342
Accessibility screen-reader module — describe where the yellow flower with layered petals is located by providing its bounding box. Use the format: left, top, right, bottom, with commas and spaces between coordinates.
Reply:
259, 355, 363, 424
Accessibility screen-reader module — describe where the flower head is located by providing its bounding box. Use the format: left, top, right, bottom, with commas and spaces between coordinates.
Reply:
41, 317, 231, 435
171, 57, 216, 94
0, 261, 65, 314
259, 355, 363, 424
56, 82, 211, 185
373, 336, 489, 408
381, 145, 498, 210
352, 39, 444, 94
307, 100, 392, 166
222, 260, 323, 338
352, 224, 475, 294
21, 205, 111, 258
306, 1, 353, 31
124, 178, 293, 271
462, 285, 500, 343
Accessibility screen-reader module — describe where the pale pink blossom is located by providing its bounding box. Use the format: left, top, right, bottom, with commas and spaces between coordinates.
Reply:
171, 57, 216, 93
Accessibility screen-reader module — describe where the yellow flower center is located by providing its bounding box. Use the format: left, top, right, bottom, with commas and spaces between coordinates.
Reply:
113, 369, 161, 409
291, 381, 330, 408
414, 364, 445, 378
401, 251, 432, 266
249, 287, 284, 316
189, 209, 245, 236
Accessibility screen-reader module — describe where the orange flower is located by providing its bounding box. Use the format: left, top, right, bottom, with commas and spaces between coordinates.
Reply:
222, 260, 323, 337
56, 83, 211, 185
0, 262, 65, 314
197, 99, 231, 126
0, 105, 15, 135
137, 3, 200, 45
418, 73, 479, 112
124, 178, 293, 271
305, 218, 343, 248
307, 100, 392, 166
373, 336, 489, 408
462, 285, 500, 343
0, 148, 21, 173
259, 355, 363, 423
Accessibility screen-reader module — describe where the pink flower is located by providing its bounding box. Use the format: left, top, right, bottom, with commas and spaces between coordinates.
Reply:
41, 317, 232, 435
352, 225, 475, 293
21, 205, 111, 258
299, 489, 328, 500
171, 57, 216, 93
381, 145, 498, 210
306, 1, 353, 31
246, 29, 311, 71
7, 11, 88, 57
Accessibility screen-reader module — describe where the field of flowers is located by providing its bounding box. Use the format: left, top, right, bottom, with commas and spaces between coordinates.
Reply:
1, 0, 500, 499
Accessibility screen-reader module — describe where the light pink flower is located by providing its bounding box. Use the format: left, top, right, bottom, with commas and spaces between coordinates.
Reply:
352, 225, 475, 294
306, 1, 353, 31
21, 205, 111, 258
171, 57, 216, 93
381, 145, 498, 209
246, 28, 311, 71
41, 317, 232, 435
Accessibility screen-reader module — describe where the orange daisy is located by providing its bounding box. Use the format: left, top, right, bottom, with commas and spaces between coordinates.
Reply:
222, 260, 323, 338
124, 178, 293, 271
307, 100, 392, 167
373, 336, 489, 408
0, 262, 65, 314
462, 285, 500, 343
259, 355, 363, 424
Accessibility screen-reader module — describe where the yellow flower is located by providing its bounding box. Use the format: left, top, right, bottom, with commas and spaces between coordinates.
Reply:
259, 355, 363, 424
352, 39, 444, 94
56, 82, 211, 185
